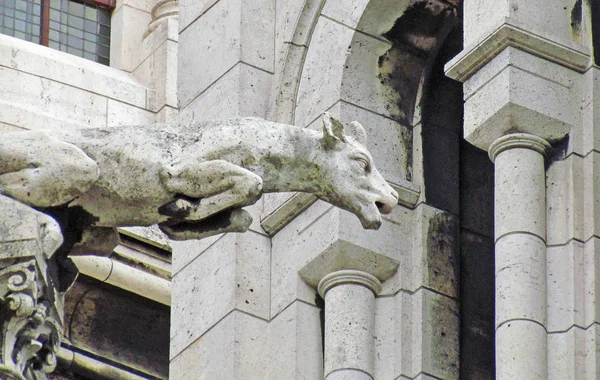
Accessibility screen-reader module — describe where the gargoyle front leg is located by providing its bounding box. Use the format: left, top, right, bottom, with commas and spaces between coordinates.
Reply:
158, 159, 262, 238
0, 131, 98, 207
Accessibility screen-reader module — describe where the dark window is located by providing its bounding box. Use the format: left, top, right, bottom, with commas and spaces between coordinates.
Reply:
0, 0, 114, 65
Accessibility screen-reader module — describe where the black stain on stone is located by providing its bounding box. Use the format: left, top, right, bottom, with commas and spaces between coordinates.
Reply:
378, 0, 458, 125
38, 204, 100, 293
426, 212, 459, 296
160, 208, 234, 235
589, 0, 600, 63
572, 0, 583, 36
314, 293, 325, 359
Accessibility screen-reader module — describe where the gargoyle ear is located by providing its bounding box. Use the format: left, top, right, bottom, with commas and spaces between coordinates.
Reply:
347, 121, 367, 145
322, 112, 346, 148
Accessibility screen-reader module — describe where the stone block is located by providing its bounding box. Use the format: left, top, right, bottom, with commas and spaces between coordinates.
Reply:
374, 289, 459, 380
110, 5, 153, 72
267, 301, 323, 379
294, 17, 354, 127
407, 204, 459, 299
321, 0, 370, 30
495, 146, 546, 240
496, 320, 547, 379
170, 232, 270, 358
0, 101, 86, 130
106, 99, 155, 127
134, 39, 178, 112
340, 30, 398, 118
0, 66, 107, 128
547, 325, 594, 380
324, 284, 375, 377
179, 0, 219, 32
178, 63, 272, 122
177, 0, 274, 107
170, 311, 268, 380
464, 1, 576, 49
546, 241, 585, 332
275, 0, 319, 47
399, 289, 459, 379
495, 233, 546, 327
546, 237, 600, 332
582, 152, 600, 242
171, 234, 225, 275
462, 48, 574, 151
115, 0, 153, 12
546, 154, 585, 246
0, 34, 147, 108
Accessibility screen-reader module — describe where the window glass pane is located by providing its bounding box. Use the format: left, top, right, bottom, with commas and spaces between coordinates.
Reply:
68, 0, 82, 17
49, 8, 60, 21
0, 0, 39, 42
98, 23, 108, 37
14, 0, 25, 11
1, 0, 110, 65
67, 25, 82, 38
67, 14, 82, 29
98, 8, 109, 25
14, 18, 24, 31
84, 5, 95, 20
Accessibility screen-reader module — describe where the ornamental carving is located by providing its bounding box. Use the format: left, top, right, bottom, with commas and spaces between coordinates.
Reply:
0, 261, 60, 380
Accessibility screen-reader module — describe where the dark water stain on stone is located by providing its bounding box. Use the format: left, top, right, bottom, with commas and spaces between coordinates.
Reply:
587, 0, 600, 63
426, 211, 459, 297
572, 0, 583, 37
38, 204, 100, 292
378, 0, 457, 125
161, 208, 234, 235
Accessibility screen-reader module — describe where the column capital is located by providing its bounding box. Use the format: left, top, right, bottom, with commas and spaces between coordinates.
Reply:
146, 0, 179, 37
317, 270, 382, 298
488, 133, 552, 162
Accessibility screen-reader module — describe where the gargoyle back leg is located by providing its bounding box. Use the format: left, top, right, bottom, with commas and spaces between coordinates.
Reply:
0, 131, 99, 207
160, 159, 263, 221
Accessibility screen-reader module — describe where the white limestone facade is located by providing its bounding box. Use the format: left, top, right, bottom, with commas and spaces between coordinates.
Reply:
2, 0, 600, 379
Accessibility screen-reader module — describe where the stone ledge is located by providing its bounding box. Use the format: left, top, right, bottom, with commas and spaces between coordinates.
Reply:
261, 180, 420, 236
445, 18, 590, 83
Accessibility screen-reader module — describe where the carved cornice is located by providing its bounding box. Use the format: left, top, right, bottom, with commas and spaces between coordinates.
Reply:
445, 19, 590, 83
0, 261, 60, 380
488, 133, 551, 162
317, 270, 382, 298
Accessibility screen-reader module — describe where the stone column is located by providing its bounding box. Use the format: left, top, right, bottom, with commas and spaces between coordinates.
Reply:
445, 2, 586, 379
489, 134, 550, 379
318, 270, 381, 380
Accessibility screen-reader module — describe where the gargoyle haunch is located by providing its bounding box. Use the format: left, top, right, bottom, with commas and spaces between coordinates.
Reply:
0, 113, 398, 247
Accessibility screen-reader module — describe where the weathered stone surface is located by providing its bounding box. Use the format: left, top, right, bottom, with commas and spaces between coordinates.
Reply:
0, 114, 398, 252
63, 278, 170, 378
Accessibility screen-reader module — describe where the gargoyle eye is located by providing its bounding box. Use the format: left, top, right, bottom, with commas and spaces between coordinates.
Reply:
353, 156, 371, 173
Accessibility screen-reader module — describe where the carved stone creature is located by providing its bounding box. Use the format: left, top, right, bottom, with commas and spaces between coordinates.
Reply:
0, 113, 398, 246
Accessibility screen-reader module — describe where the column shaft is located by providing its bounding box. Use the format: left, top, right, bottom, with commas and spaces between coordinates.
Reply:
492, 135, 549, 379
324, 284, 375, 379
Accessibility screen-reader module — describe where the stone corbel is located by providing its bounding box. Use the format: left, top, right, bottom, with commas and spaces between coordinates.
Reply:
0, 260, 60, 380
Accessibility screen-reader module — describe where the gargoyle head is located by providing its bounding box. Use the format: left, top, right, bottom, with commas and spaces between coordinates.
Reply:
315, 113, 399, 229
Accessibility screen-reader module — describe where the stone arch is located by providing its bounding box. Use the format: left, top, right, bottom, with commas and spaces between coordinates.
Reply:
275, 0, 461, 188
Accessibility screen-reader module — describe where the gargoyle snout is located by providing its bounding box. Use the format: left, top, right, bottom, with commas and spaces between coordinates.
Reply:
375, 188, 398, 215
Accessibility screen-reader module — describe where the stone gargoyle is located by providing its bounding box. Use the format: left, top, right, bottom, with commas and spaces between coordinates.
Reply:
0, 112, 398, 258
